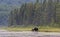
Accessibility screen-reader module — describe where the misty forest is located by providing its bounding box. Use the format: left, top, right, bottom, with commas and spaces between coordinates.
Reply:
9, 0, 60, 27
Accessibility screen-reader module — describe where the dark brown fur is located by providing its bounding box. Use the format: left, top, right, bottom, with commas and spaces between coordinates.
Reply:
32, 27, 38, 31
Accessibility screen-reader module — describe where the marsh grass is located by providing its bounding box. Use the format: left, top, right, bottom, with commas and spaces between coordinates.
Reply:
3, 26, 60, 32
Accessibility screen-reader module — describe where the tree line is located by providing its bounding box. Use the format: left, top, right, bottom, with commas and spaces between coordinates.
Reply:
9, 0, 60, 27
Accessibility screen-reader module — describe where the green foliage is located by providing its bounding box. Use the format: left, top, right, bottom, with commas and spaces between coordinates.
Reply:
9, 0, 60, 27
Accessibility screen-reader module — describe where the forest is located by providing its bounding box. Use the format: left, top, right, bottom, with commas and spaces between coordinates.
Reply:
9, 0, 60, 27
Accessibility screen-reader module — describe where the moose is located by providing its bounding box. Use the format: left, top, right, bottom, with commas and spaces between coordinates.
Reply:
32, 27, 39, 32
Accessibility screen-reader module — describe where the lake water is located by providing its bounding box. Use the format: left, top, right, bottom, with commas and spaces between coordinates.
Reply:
0, 31, 60, 37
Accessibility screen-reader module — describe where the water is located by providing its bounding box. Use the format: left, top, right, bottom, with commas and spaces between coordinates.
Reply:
0, 31, 60, 37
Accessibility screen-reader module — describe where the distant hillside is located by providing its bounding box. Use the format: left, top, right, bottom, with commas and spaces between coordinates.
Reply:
0, 0, 60, 26
0, 0, 59, 13
0, 0, 36, 13
0, 0, 36, 26
9, 0, 60, 27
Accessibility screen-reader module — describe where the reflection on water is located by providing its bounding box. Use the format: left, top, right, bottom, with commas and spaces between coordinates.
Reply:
42, 35, 60, 37
0, 31, 60, 37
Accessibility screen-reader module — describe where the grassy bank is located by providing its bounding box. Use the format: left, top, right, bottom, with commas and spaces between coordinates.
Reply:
39, 26, 60, 32
3, 26, 60, 32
